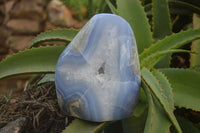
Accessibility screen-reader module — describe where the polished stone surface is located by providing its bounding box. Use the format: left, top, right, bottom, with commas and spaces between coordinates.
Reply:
55, 13, 141, 122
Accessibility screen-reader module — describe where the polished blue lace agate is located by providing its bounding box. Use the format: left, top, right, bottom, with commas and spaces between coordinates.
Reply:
55, 13, 141, 122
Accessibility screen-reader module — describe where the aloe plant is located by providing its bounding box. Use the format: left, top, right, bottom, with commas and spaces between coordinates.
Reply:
0, 0, 200, 132
190, 14, 200, 70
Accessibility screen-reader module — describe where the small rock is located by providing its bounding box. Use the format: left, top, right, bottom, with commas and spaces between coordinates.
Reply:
6, 35, 34, 52
10, 98, 18, 104
47, 0, 74, 27
10, 0, 46, 21
5, 0, 16, 14
6, 19, 41, 34
35, 0, 48, 7
0, 117, 27, 133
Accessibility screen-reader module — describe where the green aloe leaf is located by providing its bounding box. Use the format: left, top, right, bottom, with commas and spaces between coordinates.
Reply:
37, 74, 55, 85
141, 0, 150, 6
145, 1, 200, 16
152, 0, 172, 68
133, 88, 148, 117
122, 110, 147, 133
104, 121, 123, 133
160, 68, 200, 111
105, 0, 118, 14
30, 29, 79, 47
117, 0, 153, 54
141, 68, 182, 133
140, 29, 200, 62
142, 79, 172, 133
0, 46, 65, 79
171, 116, 200, 133
152, 69, 174, 110
62, 119, 110, 133
168, 0, 200, 15
141, 49, 193, 68
152, 0, 172, 39
190, 14, 200, 69
122, 89, 148, 133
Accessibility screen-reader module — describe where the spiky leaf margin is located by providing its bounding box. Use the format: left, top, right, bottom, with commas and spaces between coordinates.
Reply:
0, 46, 65, 79
30, 29, 79, 47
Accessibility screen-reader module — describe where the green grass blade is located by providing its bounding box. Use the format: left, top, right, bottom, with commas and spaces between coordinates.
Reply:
30, 29, 79, 47
0, 46, 65, 79
62, 119, 110, 133
140, 29, 200, 61
190, 14, 200, 69
160, 68, 200, 111
105, 0, 118, 14
152, 0, 172, 39
142, 79, 171, 133
117, 0, 153, 54
141, 68, 182, 133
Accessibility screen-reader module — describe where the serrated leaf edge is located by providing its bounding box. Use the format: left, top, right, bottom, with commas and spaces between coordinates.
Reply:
152, 69, 175, 110
30, 29, 79, 47
141, 67, 182, 133
140, 29, 200, 61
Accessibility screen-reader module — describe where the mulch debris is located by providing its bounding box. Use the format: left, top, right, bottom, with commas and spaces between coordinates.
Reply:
0, 82, 69, 133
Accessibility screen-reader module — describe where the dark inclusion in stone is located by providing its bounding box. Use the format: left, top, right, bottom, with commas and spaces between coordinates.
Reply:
98, 62, 105, 74
55, 13, 141, 122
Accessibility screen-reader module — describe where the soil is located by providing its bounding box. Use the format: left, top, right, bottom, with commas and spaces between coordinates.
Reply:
0, 82, 72, 133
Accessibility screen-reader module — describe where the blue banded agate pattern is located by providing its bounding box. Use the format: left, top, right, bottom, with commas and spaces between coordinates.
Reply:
55, 13, 141, 122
